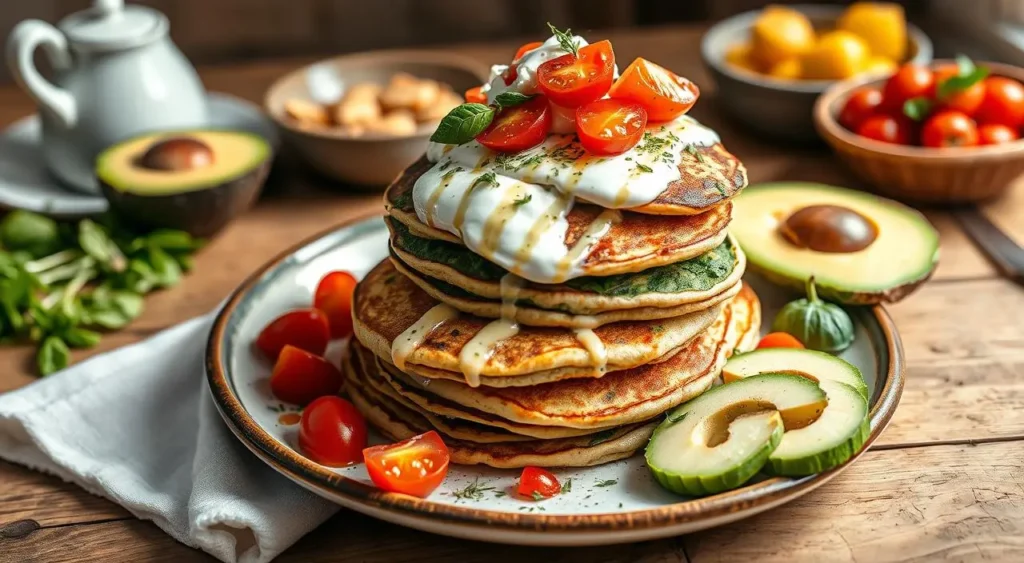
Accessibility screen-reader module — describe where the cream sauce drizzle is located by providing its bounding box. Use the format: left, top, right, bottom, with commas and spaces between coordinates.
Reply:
457, 273, 523, 387
573, 328, 608, 374
554, 208, 622, 283
391, 304, 458, 371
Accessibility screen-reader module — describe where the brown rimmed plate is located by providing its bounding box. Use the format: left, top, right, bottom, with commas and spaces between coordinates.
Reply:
205, 216, 904, 546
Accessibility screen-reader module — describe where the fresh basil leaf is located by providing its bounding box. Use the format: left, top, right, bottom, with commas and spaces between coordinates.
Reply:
0, 211, 62, 258
430, 103, 495, 145
62, 326, 101, 348
937, 57, 989, 100
493, 92, 535, 109
37, 335, 69, 376
148, 247, 181, 288
903, 97, 932, 121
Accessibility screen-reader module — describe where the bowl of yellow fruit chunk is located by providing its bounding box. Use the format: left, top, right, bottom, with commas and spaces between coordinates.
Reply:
701, 3, 931, 142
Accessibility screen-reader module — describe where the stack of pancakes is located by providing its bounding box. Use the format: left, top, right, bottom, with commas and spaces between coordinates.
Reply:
348, 122, 760, 468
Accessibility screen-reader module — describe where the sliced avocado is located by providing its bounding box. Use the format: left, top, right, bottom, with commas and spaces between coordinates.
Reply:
97, 130, 271, 237
646, 374, 827, 496
731, 183, 939, 305
723, 348, 869, 400
766, 379, 869, 476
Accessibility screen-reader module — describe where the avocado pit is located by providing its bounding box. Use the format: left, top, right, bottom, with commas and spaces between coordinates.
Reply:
778, 204, 878, 253
138, 137, 215, 172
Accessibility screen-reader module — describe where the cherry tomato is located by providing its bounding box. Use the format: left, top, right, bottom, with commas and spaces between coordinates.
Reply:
933, 65, 985, 116
517, 466, 561, 499
299, 396, 368, 467
255, 308, 331, 361
513, 41, 543, 63
465, 86, 487, 104
314, 271, 358, 339
609, 57, 699, 122
921, 110, 979, 148
881, 64, 935, 113
756, 332, 805, 350
537, 40, 615, 108
270, 345, 342, 405
476, 94, 551, 152
838, 87, 884, 131
856, 114, 914, 145
978, 123, 1020, 145
976, 76, 1024, 128
575, 99, 647, 155
502, 41, 545, 86
363, 431, 450, 498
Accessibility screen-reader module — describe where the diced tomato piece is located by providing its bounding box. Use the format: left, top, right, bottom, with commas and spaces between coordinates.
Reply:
255, 308, 330, 361
270, 345, 342, 405
314, 271, 358, 339
476, 94, 551, 152
536, 40, 615, 108
363, 431, 451, 497
756, 332, 805, 350
517, 466, 561, 499
465, 86, 487, 104
575, 99, 647, 156
299, 396, 368, 467
608, 58, 699, 122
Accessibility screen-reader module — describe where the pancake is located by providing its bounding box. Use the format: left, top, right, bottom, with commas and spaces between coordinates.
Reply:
352, 260, 722, 383
630, 142, 748, 215
385, 168, 732, 282
388, 217, 746, 316
369, 284, 761, 430
344, 349, 656, 468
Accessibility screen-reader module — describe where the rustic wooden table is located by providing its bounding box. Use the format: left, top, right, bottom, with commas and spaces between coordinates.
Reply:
1, 24, 1023, 563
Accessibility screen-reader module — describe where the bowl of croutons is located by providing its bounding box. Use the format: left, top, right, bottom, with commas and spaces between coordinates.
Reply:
265, 50, 489, 186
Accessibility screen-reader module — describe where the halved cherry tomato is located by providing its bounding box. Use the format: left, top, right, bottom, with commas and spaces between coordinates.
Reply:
476, 94, 551, 152
270, 345, 342, 405
979, 123, 1020, 145
881, 64, 935, 113
503, 41, 544, 86
255, 308, 330, 361
299, 396, 367, 467
838, 87, 883, 131
363, 431, 450, 498
933, 65, 985, 116
856, 114, 914, 145
536, 40, 615, 108
314, 271, 358, 339
465, 86, 487, 104
608, 57, 699, 122
922, 110, 979, 148
756, 332, 805, 350
976, 76, 1024, 128
517, 466, 561, 499
575, 99, 647, 155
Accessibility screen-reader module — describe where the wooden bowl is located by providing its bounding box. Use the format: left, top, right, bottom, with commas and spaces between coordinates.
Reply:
700, 4, 931, 143
265, 50, 489, 187
814, 60, 1024, 205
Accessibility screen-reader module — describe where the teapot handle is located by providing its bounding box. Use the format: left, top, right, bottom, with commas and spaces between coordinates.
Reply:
6, 20, 77, 129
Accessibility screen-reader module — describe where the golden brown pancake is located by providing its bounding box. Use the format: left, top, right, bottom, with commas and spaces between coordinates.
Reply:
630, 143, 747, 215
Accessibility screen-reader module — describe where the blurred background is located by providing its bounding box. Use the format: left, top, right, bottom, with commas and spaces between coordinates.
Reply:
3, 0, 1024, 84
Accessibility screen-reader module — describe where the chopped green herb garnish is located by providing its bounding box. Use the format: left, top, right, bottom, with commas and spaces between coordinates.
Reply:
561, 478, 572, 493
595, 479, 618, 488
494, 491, 507, 498
685, 144, 706, 164
449, 478, 494, 501
635, 163, 653, 173
512, 194, 533, 207
470, 171, 498, 189
531, 491, 546, 501
547, 22, 580, 57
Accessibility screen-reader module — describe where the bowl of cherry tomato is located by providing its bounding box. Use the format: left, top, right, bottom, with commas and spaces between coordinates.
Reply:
815, 57, 1024, 204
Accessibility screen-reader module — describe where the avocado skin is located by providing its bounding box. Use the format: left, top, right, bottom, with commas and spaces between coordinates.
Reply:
99, 160, 269, 238
747, 261, 935, 305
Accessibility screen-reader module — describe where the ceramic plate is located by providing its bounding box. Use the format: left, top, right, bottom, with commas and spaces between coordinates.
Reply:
0, 92, 279, 218
206, 216, 904, 546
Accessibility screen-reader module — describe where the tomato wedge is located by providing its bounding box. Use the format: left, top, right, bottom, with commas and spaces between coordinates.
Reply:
270, 345, 342, 405
537, 40, 615, 107
465, 86, 487, 104
363, 431, 451, 498
517, 466, 561, 499
476, 94, 551, 152
575, 99, 647, 155
255, 308, 330, 361
299, 396, 368, 467
503, 41, 544, 86
756, 332, 805, 350
313, 271, 358, 339
609, 58, 699, 122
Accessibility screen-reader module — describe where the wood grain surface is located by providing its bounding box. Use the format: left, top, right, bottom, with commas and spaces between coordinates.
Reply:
1, 24, 1022, 563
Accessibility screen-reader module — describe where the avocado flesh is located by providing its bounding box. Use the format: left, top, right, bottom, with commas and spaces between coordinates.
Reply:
646, 374, 826, 496
723, 348, 869, 400
97, 130, 271, 237
731, 182, 939, 304
766, 380, 870, 477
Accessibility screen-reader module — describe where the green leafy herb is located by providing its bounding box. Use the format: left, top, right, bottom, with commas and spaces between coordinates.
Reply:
587, 429, 618, 447
903, 97, 932, 121
635, 163, 653, 173
531, 491, 546, 501
450, 478, 494, 501
494, 491, 507, 498
937, 55, 989, 100
685, 144, 706, 164
493, 92, 535, 108
79, 219, 126, 273
470, 171, 499, 189
37, 335, 69, 376
594, 479, 618, 488
561, 478, 572, 493
512, 194, 533, 207
0, 211, 61, 258
430, 103, 495, 145
547, 22, 580, 58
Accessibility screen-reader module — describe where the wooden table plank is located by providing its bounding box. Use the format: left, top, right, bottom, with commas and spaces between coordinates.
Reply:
0, 461, 128, 527
685, 441, 1024, 563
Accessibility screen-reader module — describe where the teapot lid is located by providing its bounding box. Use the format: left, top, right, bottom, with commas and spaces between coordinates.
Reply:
59, 0, 168, 51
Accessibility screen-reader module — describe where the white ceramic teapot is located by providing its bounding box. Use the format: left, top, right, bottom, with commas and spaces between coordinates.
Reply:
6, 0, 207, 194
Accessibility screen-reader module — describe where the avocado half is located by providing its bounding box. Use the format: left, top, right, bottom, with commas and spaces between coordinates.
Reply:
731, 182, 939, 305
97, 130, 271, 237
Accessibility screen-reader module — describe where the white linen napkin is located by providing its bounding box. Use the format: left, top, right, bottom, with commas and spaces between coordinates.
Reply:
0, 313, 340, 563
